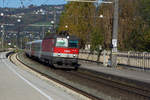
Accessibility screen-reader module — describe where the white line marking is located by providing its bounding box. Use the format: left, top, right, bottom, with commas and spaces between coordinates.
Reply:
2, 56, 54, 100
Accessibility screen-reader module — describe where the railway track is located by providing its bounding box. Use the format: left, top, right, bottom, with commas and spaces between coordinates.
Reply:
9, 52, 150, 100
69, 71, 150, 97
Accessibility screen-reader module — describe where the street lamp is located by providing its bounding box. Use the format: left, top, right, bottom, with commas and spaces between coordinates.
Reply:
17, 19, 21, 23
1, 25, 4, 28
65, 25, 68, 28
17, 18, 21, 49
1, 25, 4, 50
51, 21, 55, 32
65, 25, 69, 32
0, 13, 4, 50
99, 14, 103, 18
0, 13, 4, 16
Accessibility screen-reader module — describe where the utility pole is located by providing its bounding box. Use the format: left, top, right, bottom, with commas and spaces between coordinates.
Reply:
111, 0, 119, 67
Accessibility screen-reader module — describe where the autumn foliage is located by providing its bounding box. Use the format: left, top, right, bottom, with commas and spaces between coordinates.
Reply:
58, 0, 150, 52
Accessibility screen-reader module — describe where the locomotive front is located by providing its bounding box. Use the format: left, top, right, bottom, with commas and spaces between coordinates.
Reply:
52, 32, 79, 68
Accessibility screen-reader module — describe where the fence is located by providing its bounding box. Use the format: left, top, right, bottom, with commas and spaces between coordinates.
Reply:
79, 49, 110, 65
117, 52, 150, 70
79, 50, 150, 70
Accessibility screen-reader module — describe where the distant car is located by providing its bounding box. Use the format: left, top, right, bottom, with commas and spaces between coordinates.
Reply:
25, 31, 80, 69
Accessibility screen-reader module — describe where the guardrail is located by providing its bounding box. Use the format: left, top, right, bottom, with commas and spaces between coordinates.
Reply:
79, 50, 150, 70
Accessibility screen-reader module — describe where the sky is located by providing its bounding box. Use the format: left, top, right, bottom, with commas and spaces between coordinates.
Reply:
0, 0, 67, 8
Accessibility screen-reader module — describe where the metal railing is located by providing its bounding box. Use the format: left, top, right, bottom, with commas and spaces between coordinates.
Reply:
79, 50, 150, 70
117, 52, 150, 70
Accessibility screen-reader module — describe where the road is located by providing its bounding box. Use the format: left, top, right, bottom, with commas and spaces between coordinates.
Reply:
0, 52, 81, 100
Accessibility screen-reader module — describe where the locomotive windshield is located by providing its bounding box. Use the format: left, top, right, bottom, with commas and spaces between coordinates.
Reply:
69, 40, 78, 48
56, 38, 68, 47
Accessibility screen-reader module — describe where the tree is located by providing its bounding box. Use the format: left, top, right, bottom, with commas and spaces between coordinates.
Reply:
97, 4, 113, 49
91, 28, 104, 51
143, 29, 150, 52
140, 0, 150, 25
58, 2, 95, 48
58, 0, 150, 52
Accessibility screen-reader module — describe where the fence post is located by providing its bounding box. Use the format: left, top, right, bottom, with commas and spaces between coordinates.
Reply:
147, 53, 150, 68
127, 51, 130, 66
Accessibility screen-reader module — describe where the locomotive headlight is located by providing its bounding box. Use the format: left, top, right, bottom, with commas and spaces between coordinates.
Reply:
73, 54, 76, 57
67, 36, 69, 39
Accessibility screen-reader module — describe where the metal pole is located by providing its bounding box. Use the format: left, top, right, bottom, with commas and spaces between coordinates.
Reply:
1, 26, 4, 50
42, 26, 45, 39
111, 0, 119, 67
17, 26, 20, 49
103, 50, 106, 66
21, 36, 22, 49
17, 19, 21, 49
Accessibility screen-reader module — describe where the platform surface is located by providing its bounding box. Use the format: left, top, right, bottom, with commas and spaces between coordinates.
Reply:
79, 61, 150, 84
0, 52, 80, 100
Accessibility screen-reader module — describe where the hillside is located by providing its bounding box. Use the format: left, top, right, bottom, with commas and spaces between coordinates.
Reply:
0, 4, 64, 32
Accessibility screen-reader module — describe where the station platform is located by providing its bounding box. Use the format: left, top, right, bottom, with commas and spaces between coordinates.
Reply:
79, 61, 150, 88
0, 52, 87, 100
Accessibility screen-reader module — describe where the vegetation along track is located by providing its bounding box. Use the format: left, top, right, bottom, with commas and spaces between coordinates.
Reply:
10, 53, 150, 100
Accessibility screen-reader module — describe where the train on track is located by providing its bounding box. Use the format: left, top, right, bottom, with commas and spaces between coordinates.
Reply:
25, 31, 80, 69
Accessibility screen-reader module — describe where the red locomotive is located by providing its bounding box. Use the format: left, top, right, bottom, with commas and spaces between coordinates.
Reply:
25, 31, 79, 69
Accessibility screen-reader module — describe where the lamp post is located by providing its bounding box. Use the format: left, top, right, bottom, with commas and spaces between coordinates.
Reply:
1, 25, 4, 50
65, 25, 68, 28
65, 25, 69, 31
17, 18, 21, 49
1, 13, 4, 50
51, 21, 55, 32
0, 12, 14, 50
0, 13, 4, 17
99, 14, 103, 18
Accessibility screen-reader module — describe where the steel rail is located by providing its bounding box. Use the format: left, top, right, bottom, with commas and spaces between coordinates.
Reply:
69, 71, 150, 98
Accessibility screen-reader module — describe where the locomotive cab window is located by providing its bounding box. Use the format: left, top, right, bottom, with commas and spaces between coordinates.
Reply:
56, 38, 68, 47
69, 40, 78, 48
